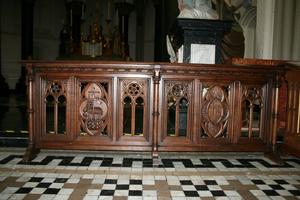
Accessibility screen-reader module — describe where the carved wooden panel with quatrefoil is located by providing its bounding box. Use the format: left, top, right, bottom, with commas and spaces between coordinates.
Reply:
79, 83, 109, 136
200, 85, 230, 138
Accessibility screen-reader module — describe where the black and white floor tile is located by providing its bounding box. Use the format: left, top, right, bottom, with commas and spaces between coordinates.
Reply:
1, 152, 300, 171
0, 172, 300, 199
0, 150, 300, 199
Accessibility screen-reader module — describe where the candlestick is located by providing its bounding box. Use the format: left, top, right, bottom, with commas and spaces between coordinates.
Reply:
81, 3, 84, 20
107, 0, 111, 19
122, 16, 124, 34
70, 8, 73, 27
115, 10, 119, 26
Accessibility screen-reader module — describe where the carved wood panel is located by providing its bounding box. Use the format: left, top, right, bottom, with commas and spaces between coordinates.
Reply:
200, 85, 229, 138
287, 82, 300, 137
119, 79, 149, 138
163, 81, 192, 138
22, 60, 285, 160
43, 80, 68, 135
283, 66, 300, 156
240, 86, 263, 138
79, 82, 109, 136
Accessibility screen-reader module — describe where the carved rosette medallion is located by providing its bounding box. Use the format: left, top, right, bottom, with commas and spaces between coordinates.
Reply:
45, 81, 67, 98
201, 86, 229, 138
166, 82, 191, 100
80, 83, 108, 136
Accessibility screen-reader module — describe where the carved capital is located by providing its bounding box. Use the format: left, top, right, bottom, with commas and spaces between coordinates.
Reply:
153, 68, 161, 83
273, 75, 282, 88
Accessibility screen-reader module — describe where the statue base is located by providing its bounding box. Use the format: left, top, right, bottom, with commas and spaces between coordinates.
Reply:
177, 19, 232, 64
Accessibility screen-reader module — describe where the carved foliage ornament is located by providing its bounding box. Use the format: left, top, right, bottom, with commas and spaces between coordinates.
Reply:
80, 83, 108, 136
201, 86, 229, 138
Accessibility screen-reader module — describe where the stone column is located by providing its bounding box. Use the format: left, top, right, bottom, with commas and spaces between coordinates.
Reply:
292, 0, 300, 60
255, 0, 276, 59
282, 0, 295, 60
266, 0, 297, 60
273, 0, 284, 59
238, 6, 257, 58
16, 0, 35, 94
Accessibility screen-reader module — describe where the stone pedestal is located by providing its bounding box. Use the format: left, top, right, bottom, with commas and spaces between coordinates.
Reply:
177, 19, 232, 64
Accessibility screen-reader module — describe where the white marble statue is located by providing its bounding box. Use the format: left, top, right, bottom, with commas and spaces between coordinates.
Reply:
178, 0, 219, 19
167, 0, 219, 63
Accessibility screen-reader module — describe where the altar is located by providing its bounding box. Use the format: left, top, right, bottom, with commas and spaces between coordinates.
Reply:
22, 59, 286, 161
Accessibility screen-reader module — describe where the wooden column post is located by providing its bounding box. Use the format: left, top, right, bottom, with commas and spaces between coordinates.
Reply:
23, 63, 39, 162
152, 65, 161, 158
271, 75, 280, 151
264, 72, 283, 164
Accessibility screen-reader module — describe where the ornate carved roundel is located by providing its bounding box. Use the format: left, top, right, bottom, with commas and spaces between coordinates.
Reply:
80, 83, 108, 136
169, 84, 189, 97
45, 81, 66, 98
50, 82, 62, 94
128, 83, 141, 96
201, 86, 229, 138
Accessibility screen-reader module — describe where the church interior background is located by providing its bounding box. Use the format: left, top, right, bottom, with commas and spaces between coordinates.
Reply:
1, 0, 300, 199
1, 0, 300, 90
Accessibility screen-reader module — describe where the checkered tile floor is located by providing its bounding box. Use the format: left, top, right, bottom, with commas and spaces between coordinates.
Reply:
0, 149, 300, 199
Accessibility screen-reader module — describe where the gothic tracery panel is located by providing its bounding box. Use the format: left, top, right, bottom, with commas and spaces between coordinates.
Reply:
44, 81, 67, 135
241, 86, 263, 138
200, 85, 229, 138
79, 83, 109, 136
165, 81, 192, 137
121, 80, 148, 136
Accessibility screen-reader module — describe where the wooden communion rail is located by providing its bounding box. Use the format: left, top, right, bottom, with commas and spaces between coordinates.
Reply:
22, 60, 286, 161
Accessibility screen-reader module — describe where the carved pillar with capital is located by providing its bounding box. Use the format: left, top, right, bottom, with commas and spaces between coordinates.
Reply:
16, 0, 35, 94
